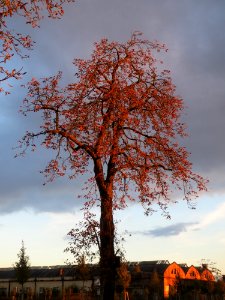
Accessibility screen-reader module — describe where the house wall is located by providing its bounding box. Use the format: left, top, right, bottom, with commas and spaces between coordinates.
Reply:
163, 263, 215, 299
201, 269, 215, 281
163, 262, 185, 298
185, 266, 201, 280
0, 278, 93, 298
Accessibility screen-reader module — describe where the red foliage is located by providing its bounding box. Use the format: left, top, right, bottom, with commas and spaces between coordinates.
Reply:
0, 0, 75, 94
20, 32, 207, 215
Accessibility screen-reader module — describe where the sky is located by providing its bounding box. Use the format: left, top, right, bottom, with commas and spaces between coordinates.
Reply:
1, 0, 225, 274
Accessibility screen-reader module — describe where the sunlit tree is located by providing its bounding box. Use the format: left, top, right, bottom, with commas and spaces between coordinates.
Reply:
18, 32, 207, 299
0, 0, 75, 94
116, 262, 131, 300
133, 263, 142, 274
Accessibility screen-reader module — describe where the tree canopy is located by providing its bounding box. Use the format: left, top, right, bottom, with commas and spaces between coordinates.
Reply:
19, 32, 206, 213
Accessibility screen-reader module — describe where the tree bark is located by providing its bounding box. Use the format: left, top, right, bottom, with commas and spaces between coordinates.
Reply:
100, 193, 115, 300
94, 157, 116, 300
21, 283, 24, 300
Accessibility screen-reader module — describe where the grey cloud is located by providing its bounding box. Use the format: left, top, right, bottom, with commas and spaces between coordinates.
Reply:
134, 222, 198, 237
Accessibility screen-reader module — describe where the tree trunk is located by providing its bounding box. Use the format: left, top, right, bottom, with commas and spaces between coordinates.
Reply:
21, 283, 24, 300
100, 193, 115, 300
94, 157, 116, 300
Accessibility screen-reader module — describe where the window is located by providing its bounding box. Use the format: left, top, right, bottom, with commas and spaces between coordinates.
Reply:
39, 287, 45, 294
190, 271, 196, 277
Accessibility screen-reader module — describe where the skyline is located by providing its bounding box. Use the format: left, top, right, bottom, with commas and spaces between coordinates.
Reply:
1, 0, 225, 273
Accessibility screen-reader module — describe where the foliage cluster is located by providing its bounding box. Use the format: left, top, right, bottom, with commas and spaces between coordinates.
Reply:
0, 0, 74, 94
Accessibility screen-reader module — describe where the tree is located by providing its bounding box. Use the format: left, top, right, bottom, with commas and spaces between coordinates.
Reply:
215, 279, 225, 298
76, 255, 90, 290
18, 32, 207, 300
133, 263, 142, 274
148, 270, 161, 299
0, 0, 75, 94
65, 202, 127, 265
65, 203, 100, 264
14, 241, 31, 300
116, 263, 131, 300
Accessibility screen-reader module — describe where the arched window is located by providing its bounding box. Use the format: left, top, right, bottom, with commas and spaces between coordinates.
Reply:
171, 269, 177, 275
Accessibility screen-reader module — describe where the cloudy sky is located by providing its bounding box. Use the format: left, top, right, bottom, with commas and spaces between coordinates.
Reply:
1, 0, 225, 273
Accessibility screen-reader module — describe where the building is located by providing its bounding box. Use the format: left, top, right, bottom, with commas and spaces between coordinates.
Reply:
0, 266, 98, 300
129, 260, 215, 299
0, 261, 219, 300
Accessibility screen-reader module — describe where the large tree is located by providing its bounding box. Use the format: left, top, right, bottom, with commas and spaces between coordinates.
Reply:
0, 0, 75, 94
18, 32, 207, 300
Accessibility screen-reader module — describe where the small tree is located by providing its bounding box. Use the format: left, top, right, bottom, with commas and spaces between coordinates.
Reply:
148, 270, 161, 299
215, 279, 225, 298
65, 203, 100, 264
76, 255, 90, 290
65, 202, 126, 264
133, 263, 142, 274
18, 32, 207, 299
116, 263, 131, 300
14, 241, 31, 300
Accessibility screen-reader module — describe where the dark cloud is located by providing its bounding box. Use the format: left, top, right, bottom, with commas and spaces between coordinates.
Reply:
1, 0, 225, 214
134, 222, 198, 237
